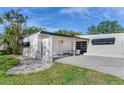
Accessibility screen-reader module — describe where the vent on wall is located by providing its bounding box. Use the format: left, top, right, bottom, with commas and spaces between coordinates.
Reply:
91, 38, 115, 45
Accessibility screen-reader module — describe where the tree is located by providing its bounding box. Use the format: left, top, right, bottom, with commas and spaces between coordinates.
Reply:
87, 20, 124, 34
0, 34, 2, 46
87, 25, 98, 34
54, 29, 81, 36
23, 26, 43, 37
0, 9, 27, 54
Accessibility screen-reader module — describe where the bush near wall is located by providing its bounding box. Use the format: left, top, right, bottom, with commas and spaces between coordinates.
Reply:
0, 50, 8, 55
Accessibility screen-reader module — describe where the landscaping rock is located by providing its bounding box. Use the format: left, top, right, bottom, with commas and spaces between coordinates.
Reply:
7, 56, 53, 75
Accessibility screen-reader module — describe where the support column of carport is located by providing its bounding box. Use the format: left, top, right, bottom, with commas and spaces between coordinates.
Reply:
49, 35, 53, 62
73, 39, 76, 56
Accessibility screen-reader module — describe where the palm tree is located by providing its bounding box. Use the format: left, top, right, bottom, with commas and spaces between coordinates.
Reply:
23, 26, 43, 37
0, 9, 27, 55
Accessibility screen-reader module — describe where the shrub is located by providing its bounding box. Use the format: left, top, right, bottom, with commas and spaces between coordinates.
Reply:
0, 50, 8, 55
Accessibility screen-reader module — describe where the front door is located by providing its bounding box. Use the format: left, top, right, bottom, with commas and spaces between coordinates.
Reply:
76, 41, 87, 54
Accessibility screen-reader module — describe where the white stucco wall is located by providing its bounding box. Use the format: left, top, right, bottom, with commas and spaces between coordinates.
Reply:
38, 36, 52, 62
23, 33, 53, 62
52, 39, 73, 55
52, 39, 60, 54
79, 33, 124, 58
23, 33, 39, 59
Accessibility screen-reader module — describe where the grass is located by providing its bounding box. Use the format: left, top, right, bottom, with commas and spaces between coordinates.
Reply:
0, 55, 124, 85
0, 55, 20, 77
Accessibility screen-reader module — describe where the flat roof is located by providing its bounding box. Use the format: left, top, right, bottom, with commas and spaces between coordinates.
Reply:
78, 33, 124, 39
40, 31, 89, 40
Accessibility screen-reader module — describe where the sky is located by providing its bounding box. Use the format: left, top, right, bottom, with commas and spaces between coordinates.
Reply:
0, 7, 124, 34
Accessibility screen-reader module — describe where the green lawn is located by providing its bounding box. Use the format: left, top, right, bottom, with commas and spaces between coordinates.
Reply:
0, 55, 20, 77
0, 55, 124, 85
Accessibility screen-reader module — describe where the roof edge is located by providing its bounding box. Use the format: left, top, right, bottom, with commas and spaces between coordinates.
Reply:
40, 31, 89, 40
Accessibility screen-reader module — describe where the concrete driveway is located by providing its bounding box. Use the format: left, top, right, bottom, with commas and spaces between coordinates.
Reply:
57, 55, 124, 79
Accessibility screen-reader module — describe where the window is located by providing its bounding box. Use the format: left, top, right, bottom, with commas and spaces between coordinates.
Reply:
22, 42, 30, 47
91, 38, 115, 45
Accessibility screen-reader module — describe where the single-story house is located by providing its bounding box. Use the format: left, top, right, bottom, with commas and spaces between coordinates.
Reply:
23, 32, 124, 62
23, 31, 88, 62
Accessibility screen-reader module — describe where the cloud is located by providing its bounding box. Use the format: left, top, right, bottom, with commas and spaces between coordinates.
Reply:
21, 7, 48, 13
60, 7, 90, 14
26, 15, 60, 32
20, 8, 54, 28
59, 7, 124, 20
60, 7, 91, 19
63, 8, 108, 19
27, 16, 52, 28
60, 7, 108, 20
98, 8, 124, 20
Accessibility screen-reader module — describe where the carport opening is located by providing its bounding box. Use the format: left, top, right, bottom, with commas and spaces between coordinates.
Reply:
76, 41, 87, 54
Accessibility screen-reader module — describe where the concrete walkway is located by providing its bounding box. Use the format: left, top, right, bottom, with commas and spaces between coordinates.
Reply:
57, 55, 124, 79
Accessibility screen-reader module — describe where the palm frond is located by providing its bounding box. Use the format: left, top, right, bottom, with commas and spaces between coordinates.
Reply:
0, 17, 3, 24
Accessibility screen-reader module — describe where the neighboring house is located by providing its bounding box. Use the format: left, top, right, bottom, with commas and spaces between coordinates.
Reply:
78, 33, 124, 58
23, 31, 88, 62
23, 31, 124, 62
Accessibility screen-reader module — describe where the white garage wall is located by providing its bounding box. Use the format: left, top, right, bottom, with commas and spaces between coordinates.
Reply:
79, 34, 124, 58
